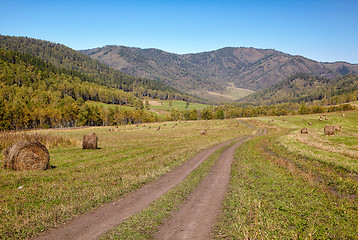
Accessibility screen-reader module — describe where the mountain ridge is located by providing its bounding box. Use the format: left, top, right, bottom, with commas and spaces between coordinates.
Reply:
81, 45, 358, 102
0, 35, 202, 103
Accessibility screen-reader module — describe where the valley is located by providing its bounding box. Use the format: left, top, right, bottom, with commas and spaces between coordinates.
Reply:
0, 34, 358, 239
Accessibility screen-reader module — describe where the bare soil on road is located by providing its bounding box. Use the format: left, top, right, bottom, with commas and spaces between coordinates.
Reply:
154, 129, 265, 240
33, 136, 246, 240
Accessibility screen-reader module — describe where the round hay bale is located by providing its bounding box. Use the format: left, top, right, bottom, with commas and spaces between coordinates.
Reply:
156, 126, 161, 130
200, 130, 207, 135
2, 141, 50, 170
334, 126, 342, 131
82, 133, 98, 149
308, 122, 312, 125
324, 126, 335, 136
300, 128, 308, 134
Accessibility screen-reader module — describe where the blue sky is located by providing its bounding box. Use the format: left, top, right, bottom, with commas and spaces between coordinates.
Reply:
1, 0, 357, 63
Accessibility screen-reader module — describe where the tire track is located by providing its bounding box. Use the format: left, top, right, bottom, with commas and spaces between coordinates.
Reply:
154, 129, 265, 240
33, 136, 246, 240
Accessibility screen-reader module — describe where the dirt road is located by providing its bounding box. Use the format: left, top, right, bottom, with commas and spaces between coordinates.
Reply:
33, 136, 246, 240
154, 129, 265, 240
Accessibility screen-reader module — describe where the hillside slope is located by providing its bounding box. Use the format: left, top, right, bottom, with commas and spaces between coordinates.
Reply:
81, 46, 358, 100
240, 73, 358, 105
0, 35, 200, 103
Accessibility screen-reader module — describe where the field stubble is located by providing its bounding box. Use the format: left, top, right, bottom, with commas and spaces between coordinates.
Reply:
0, 119, 253, 239
214, 113, 358, 239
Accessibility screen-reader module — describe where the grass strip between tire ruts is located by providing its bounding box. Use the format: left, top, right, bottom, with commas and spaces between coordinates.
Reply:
100, 139, 240, 239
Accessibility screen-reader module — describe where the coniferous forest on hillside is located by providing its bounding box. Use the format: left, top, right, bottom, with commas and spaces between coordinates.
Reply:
0, 35, 357, 131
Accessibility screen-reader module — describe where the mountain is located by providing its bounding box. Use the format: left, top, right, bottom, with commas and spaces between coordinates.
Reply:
81, 46, 358, 102
0, 35, 201, 103
239, 73, 358, 106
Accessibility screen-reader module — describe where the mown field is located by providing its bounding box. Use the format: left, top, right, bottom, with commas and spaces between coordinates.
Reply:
0, 119, 253, 239
215, 112, 358, 239
1, 112, 357, 239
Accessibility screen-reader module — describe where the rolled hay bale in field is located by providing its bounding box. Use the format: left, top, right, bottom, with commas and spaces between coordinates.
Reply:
319, 119, 323, 121
308, 122, 312, 125
324, 126, 335, 136
200, 130, 207, 135
82, 133, 98, 149
300, 128, 308, 134
156, 126, 161, 131
334, 126, 342, 131
2, 141, 50, 170
325, 118, 328, 120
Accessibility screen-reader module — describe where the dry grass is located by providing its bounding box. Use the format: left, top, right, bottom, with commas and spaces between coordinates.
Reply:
0, 119, 254, 239
0, 131, 78, 151
215, 118, 358, 239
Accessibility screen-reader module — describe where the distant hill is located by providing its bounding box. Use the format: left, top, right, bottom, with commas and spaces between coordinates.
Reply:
0, 35, 201, 103
239, 73, 358, 106
81, 46, 358, 101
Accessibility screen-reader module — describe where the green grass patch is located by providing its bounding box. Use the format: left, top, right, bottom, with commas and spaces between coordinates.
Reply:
86, 100, 135, 110
214, 130, 358, 239
147, 100, 210, 111
0, 119, 253, 239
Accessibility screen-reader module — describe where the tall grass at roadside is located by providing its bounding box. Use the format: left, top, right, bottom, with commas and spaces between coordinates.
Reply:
0, 119, 253, 239
0, 131, 78, 151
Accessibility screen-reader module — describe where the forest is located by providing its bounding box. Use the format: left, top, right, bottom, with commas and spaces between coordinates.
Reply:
241, 73, 358, 106
0, 48, 160, 130
0, 36, 357, 130
0, 35, 201, 103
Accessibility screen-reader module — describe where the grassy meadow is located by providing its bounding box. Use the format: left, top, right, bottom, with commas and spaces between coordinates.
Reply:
145, 99, 210, 116
1, 111, 357, 239
0, 119, 254, 239
215, 112, 358, 239
192, 84, 255, 103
